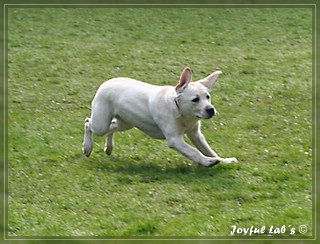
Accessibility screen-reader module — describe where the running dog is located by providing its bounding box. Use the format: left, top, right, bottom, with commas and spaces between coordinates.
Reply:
83, 67, 238, 167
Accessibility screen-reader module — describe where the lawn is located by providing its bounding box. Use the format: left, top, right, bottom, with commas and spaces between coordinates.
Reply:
6, 7, 313, 238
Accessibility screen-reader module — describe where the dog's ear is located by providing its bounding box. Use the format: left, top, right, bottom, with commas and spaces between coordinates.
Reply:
198, 70, 222, 91
175, 67, 192, 92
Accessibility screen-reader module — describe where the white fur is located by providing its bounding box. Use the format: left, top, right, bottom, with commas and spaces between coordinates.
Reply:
83, 67, 238, 167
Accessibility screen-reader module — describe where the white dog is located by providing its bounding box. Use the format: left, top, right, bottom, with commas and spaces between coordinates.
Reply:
83, 67, 238, 167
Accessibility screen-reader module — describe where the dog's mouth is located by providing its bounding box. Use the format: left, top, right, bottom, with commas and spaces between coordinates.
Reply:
196, 115, 213, 119
196, 113, 214, 120
196, 115, 211, 120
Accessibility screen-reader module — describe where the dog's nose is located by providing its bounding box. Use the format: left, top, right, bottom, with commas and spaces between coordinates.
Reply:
206, 107, 216, 117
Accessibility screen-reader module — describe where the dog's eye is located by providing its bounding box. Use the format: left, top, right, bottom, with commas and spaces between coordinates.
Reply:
206, 95, 210, 100
192, 97, 200, 103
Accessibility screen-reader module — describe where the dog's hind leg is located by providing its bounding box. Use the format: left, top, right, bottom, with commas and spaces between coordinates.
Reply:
105, 119, 117, 155
83, 98, 114, 156
105, 118, 133, 155
83, 117, 94, 157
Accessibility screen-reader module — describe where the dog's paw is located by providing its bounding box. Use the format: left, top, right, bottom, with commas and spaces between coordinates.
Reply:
82, 145, 92, 157
200, 157, 221, 167
104, 146, 113, 155
207, 161, 220, 167
83, 118, 93, 157
202, 157, 238, 167
222, 157, 238, 164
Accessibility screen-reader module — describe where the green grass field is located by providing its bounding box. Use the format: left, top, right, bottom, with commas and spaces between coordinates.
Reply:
7, 7, 313, 237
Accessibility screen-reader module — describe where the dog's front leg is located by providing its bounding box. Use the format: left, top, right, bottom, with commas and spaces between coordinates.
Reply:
187, 123, 238, 164
186, 124, 218, 158
167, 136, 220, 167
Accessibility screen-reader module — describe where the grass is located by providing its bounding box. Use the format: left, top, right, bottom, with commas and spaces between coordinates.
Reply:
7, 7, 313, 238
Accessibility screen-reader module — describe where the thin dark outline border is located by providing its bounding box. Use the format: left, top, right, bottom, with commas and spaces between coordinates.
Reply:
3, 3, 317, 241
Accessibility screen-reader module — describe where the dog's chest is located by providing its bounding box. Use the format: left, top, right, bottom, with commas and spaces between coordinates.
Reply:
115, 110, 166, 139
137, 124, 166, 139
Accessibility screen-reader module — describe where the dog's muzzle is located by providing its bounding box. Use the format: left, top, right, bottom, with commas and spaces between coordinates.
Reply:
205, 106, 216, 118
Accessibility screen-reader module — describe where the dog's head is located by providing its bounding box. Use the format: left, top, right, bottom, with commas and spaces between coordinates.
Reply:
175, 67, 222, 120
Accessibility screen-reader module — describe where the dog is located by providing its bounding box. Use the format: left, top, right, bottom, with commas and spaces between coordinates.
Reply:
82, 67, 238, 167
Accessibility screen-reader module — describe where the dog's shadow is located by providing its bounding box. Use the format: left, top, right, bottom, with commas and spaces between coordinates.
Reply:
86, 152, 239, 186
